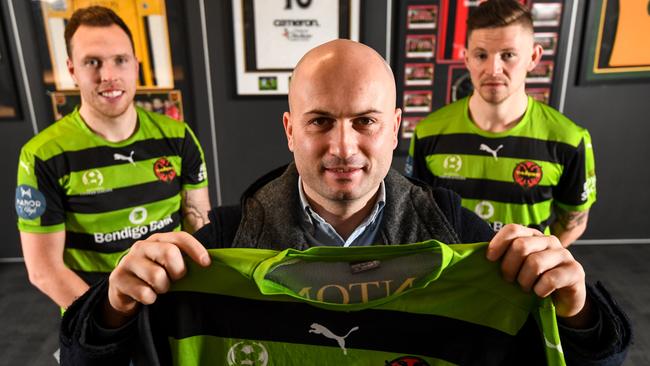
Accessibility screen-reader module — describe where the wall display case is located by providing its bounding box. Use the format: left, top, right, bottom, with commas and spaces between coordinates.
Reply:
0, 8, 22, 120
30, 0, 193, 123
231, 0, 360, 95
394, 0, 566, 155
578, 0, 650, 84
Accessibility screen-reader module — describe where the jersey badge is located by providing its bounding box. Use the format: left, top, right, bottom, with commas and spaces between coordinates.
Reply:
15, 185, 46, 220
154, 157, 177, 183
513, 161, 543, 188
385, 355, 430, 366
226, 341, 268, 366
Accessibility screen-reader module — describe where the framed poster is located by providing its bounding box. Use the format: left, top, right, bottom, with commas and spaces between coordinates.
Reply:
405, 63, 434, 86
0, 7, 22, 120
401, 115, 425, 139
527, 60, 554, 83
232, 0, 360, 95
534, 32, 558, 56
37, 0, 174, 90
446, 64, 473, 104
403, 90, 433, 113
51, 90, 184, 121
407, 5, 438, 30
531, 3, 563, 27
579, 0, 650, 84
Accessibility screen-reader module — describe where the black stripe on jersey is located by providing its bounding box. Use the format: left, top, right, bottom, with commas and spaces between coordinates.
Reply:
179, 129, 204, 185
433, 177, 553, 204
44, 137, 185, 179
415, 133, 577, 164
65, 212, 181, 252
553, 139, 587, 206
34, 156, 66, 226
151, 292, 544, 365
66, 178, 181, 214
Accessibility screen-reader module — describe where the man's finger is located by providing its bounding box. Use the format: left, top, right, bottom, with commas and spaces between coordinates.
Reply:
500, 236, 556, 283
148, 232, 211, 268
515, 248, 574, 292
486, 224, 540, 261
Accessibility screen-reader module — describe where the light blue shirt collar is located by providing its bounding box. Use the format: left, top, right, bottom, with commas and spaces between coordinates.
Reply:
298, 176, 386, 247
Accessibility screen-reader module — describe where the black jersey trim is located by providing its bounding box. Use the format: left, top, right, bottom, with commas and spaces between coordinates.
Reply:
151, 291, 532, 365
415, 133, 576, 164
65, 212, 181, 252
43, 137, 185, 179
433, 177, 553, 204
66, 179, 181, 214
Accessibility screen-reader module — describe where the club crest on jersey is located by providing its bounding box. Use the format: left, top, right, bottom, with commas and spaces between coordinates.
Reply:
385, 355, 430, 366
513, 161, 543, 188
153, 157, 177, 183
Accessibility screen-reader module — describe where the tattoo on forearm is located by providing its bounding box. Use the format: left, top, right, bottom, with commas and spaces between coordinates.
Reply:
182, 191, 209, 231
556, 209, 589, 230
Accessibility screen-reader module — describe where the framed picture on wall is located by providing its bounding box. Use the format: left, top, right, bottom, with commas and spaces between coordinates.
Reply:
405, 63, 434, 86
578, 0, 650, 84
51, 90, 184, 121
407, 5, 438, 30
0, 7, 22, 121
232, 0, 361, 95
531, 3, 562, 27
527, 61, 554, 83
534, 32, 558, 56
446, 64, 473, 104
403, 90, 432, 113
527, 88, 550, 104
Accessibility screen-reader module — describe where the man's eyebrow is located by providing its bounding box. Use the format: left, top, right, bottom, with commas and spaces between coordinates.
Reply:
303, 109, 383, 117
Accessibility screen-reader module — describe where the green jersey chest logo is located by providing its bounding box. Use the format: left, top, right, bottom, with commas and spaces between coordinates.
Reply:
513, 161, 543, 188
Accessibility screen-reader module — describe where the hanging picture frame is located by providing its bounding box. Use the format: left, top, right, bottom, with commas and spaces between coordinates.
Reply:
578, 0, 650, 84
232, 0, 360, 95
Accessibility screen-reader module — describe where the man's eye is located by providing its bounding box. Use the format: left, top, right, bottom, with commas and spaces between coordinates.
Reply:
476, 53, 487, 61
85, 59, 100, 67
502, 52, 515, 60
115, 56, 126, 65
310, 118, 331, 126
355, 117, 374, 126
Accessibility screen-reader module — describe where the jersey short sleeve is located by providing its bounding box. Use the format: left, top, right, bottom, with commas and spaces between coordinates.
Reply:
180, 124, 208, 190
16, 146, 66, 233
552, 129, 597, 212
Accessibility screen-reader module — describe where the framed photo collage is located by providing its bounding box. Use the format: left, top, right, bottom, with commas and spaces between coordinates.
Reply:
395, 0, 565, 151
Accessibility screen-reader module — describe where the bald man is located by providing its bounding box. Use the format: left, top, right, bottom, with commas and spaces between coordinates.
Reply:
60, 40, 629, 365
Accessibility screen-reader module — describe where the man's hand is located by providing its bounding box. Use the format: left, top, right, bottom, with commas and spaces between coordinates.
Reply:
103, 232, 211, 328
486, 224, 592, 326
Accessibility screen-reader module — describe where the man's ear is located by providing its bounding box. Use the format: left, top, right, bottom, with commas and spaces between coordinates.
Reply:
392, 108, 402, 150
528, 43, 544, 72
283, 111, 294, 152
66, 58, 78, 85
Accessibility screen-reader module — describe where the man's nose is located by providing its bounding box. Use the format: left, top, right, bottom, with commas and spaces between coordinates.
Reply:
99, 64, 118, 82
487, 56, 503, 76
329, 121, 358, 159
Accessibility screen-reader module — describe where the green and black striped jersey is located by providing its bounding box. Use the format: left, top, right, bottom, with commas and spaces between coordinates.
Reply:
16, 107, 208, 276
145, 241, 565, 365
406, 97, 596, 233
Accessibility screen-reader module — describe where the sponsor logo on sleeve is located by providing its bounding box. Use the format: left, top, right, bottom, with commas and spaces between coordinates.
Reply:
513, 161, 543, 188
197, 163, 207, 182
153, 157, 177, 183
15, 185, 46, 219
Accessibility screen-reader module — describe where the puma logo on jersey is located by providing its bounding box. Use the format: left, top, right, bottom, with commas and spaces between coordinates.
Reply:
544, 336, 564, 354
479, 143, 504, 160
114, 151, 135, 165
20, 161, 31, 175
309, 323, 359, 355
